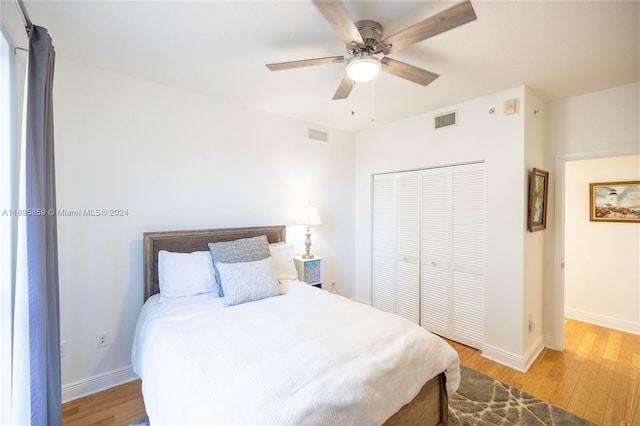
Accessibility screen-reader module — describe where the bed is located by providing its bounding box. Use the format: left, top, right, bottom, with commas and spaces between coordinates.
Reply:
132, 225, 459, 425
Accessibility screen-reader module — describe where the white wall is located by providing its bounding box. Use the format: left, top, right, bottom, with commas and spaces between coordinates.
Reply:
564, 155, 640, 333
522, 87, 546, 363
543, 82, 640, 347
355, 86, 530, 366
53, 60, 356, 399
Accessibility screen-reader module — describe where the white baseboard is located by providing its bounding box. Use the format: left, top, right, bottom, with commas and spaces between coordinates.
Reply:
482, 337, 544, 373
565, 308, 640, 335
543, 334, 562, 351
523, 336, 545, 371
62, 365, 138, 403
351, 297, 371, 305
481, 343, 528, 372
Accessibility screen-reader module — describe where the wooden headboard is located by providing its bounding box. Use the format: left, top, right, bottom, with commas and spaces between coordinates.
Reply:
142, 225, 286, 301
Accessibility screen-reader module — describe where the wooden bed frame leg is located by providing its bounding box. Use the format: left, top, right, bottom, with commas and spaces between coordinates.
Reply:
439, 372, 448, 425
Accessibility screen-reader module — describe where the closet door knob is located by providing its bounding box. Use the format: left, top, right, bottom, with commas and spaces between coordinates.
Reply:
431, 261, 437, 267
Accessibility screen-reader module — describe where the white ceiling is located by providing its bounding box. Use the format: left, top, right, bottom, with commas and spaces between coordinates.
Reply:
23, 0, 640, 132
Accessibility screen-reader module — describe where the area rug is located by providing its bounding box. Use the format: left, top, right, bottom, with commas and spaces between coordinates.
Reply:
130, 365, 595, 426
448, 365, 595, 425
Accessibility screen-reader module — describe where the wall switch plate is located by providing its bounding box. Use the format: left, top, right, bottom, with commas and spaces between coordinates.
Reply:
60, 341, 67, 357
504, 98, 519, 115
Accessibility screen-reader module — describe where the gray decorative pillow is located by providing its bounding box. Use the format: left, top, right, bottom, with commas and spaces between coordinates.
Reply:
216, 257, 283, 306
208, 235, 271, 297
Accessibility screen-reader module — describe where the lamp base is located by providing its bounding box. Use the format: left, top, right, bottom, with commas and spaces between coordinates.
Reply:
303, 227, 314, 259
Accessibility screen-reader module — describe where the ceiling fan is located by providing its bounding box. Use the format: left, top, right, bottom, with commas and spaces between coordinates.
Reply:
266, 0, 477, 100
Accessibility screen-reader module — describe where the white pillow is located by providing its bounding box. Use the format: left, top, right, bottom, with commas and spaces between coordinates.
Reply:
158, 250, 217, 298
269, 243, 298, 281
217, 257, 283, 306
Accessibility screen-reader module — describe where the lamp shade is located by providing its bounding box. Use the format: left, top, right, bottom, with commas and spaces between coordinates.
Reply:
299, 204, 322, 226
346, 56, 381, 82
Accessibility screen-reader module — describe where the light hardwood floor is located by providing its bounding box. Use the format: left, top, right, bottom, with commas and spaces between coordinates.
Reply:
62, 319, 639, 425
444, 319, 640, 425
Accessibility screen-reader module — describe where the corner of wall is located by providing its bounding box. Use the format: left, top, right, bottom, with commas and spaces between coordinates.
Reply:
522, 86, 546, 356
482, 333, 543, 373
481, 344, 526, 373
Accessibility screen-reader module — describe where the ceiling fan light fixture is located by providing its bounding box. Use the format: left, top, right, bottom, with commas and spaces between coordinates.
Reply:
346, 56, 381, 82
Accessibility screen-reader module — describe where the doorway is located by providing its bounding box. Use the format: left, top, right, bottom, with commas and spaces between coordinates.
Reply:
554, 149, 640, 350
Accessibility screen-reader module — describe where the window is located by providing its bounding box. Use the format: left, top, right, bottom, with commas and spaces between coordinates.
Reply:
1, 28, 13, 423
0, 27, 24, 424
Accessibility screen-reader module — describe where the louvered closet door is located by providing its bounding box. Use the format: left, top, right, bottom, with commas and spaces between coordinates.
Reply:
372, 175, 396, 313
372, 172, 420, 324
374, 164, 484, 348
395, 172, 420, 324
451, 163, 485, 349
420, 168, 451, 337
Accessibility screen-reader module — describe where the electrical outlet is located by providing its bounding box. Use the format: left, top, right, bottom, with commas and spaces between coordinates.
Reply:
60, 341, 67, 357
96, 332, 109, 348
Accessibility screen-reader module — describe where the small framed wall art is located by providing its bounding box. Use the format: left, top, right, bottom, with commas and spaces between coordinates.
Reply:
528, 168, 549, 232
589, 181, 640, 223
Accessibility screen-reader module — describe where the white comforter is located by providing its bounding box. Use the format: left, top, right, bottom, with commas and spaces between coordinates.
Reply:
132, 280, 460, 425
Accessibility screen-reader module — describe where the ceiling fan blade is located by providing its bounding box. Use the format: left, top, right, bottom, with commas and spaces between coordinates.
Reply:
381, 57, 439, 86
332, 75, 355, 100
379, 0, 476, 55
266, 56, 344, 71
313, 0, 365, 48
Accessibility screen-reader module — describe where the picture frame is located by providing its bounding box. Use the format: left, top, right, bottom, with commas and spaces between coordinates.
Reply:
589, 181, 640, 223
528, 168, 549, 232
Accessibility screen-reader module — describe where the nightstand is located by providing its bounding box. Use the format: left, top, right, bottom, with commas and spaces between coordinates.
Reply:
293, 256, 322, 288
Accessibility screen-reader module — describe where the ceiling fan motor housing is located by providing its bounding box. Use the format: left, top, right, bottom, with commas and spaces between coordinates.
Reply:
355, 20, 383, 50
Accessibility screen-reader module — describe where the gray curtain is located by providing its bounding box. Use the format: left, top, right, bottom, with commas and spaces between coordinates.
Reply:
23, 24, 61, 425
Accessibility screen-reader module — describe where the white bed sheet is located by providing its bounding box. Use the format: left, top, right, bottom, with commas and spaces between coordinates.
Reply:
132, 280, 460, 425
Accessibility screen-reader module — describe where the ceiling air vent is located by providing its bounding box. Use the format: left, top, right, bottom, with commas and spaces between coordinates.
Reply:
308, 129, 328, 142
434, 111, 457, 129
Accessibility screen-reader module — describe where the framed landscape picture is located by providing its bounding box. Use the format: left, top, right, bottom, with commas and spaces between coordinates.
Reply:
528, 168, 549, 232
589, 181, 640, 223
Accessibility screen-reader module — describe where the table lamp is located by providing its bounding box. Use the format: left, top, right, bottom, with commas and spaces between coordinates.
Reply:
299, 203, 322, 259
